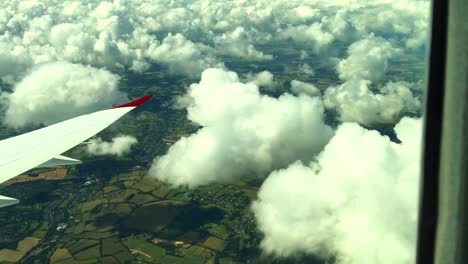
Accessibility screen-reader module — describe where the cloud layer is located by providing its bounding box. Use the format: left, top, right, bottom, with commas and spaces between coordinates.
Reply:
0, 0, 428, 129
252, 117, 422, 263
0, 0, 429, 81
149, 68, 333, 187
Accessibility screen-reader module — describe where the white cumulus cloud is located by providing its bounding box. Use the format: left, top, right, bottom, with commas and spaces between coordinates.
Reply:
87, 135, 138, 157
252, 117, 422, 264
2, 61, 127, 128
278, 23, 335, 53
323, 79, 421, 126
146, 33, 223, 78
290, 80, 320, 97
148, 68, 333, 187
336, 35, 397, 83
245, 71, 276, 90
0, 0, 430, 82
214, 27, 273, 61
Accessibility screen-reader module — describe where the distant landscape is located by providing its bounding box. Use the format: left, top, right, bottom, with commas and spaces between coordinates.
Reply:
0, 41, 425, 263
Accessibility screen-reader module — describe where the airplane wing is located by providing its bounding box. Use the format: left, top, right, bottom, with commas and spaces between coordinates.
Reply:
0, 95, 153, 207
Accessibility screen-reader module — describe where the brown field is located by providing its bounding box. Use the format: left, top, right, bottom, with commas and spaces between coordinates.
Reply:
50, 248, 72, 263
0, 236, 41, 262
0, 249, 24, 263
17, 237, 40, 252
1, 168, 68, 185
200, 237, 225, 251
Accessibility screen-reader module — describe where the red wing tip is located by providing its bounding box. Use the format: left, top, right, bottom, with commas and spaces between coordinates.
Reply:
114, 95, 154, 108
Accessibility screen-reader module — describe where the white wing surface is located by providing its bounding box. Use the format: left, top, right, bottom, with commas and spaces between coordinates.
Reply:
0, 95, 153, 207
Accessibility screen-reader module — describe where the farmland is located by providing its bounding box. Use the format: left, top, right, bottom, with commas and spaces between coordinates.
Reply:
0, 42, 425, 263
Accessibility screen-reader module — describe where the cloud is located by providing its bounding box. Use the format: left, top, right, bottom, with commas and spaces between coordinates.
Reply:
336, 34, 397, 83
87, 135, 138, 157
214, 27, 273, 61
348, 1, 430, 49
0, 87, 8, 113
0, 1, 429, 260
245, 71, 276, 90
252, 117, 422, 263
148, 68, 333, 187
278, 23, 335, 53
0, 41, 31, 84
252, 71, 274, 86
298, 63, 315, 76
145, 33, 223, 78
2, 61, 127, 128
0, 0, 429, 81
286, 6, 319, 24
290, 80, 320, 97
0, 1, 221, 78
322, 9, 357, 43
323, 79, 422, 125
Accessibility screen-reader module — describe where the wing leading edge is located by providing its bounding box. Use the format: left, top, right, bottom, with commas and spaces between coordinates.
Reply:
0, 95, 153, 207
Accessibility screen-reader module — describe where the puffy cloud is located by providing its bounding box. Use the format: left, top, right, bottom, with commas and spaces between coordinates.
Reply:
1, 1, 152, 74
290, 80, 320, 97
323, 80, 421, 125
0, 0, 429, 81
0, 41, 31, 84
2, 62, 127, 128
337, 35, 397, 82
252, 117, 422, 263
246, 71, 275, 88
278, 23, 335, 53
322, 9, 357, 43
87, 135, 138, 157
348, 1, 430, 49
0, 1, 221, 78
149, 68, 333, 187
145, 33, 222, 77
298, 63, 315, 76
0, 87, 8, 113
286, 6, 319, 24
214, 27, 273, 61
